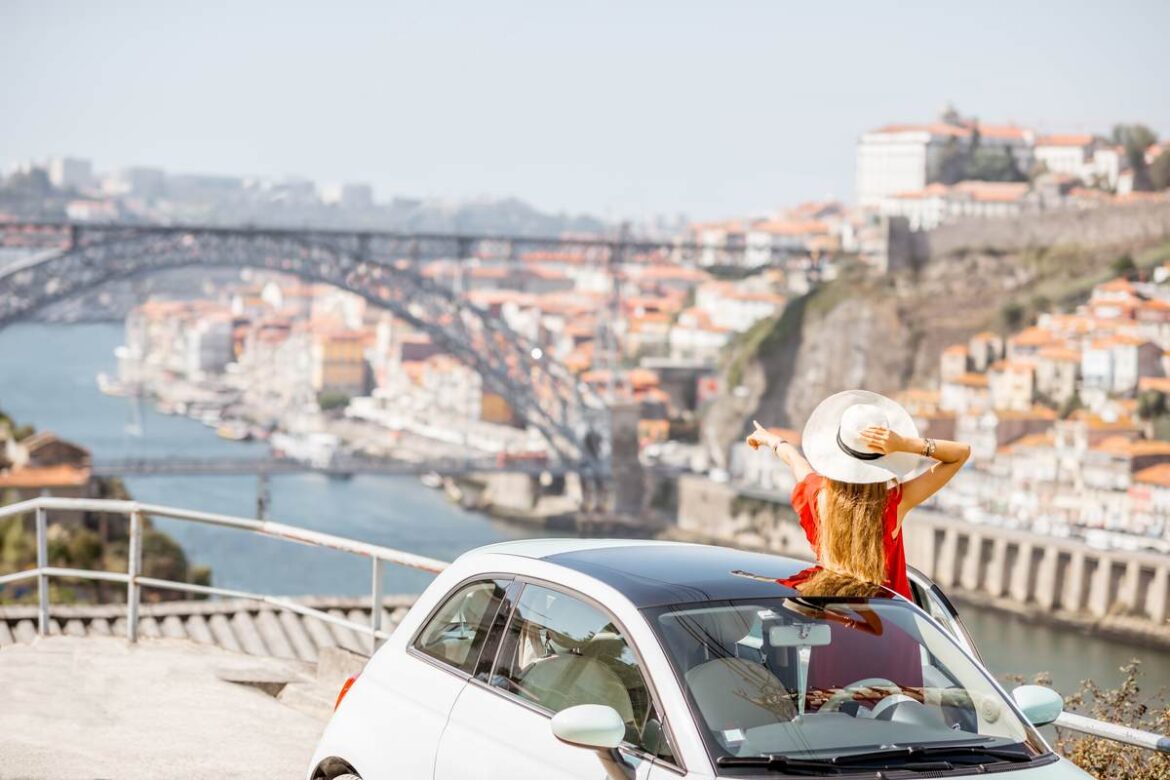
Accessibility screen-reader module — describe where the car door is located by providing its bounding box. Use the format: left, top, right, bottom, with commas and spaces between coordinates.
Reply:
906, 566, 983, 661
338, 577, 513, 780
434, 580, 682, 780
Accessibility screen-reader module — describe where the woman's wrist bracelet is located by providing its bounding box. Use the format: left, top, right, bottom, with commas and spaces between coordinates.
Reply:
921, 437, 937, 458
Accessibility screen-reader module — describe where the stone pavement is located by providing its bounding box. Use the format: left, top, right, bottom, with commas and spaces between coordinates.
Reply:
0, 635, 362, 779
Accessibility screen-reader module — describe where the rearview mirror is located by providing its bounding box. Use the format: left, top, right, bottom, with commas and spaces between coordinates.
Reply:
770, 623, 831, 647
1012, 684, 1063, 727
550, 704, 625, 749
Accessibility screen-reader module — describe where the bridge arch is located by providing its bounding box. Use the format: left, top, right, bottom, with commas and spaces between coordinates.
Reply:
0, 225, 609, 472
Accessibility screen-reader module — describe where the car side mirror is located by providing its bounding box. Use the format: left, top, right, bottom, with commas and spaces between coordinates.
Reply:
1012, 684, 1063, 727
551, 705, 634, 780
550, 704, 625, 749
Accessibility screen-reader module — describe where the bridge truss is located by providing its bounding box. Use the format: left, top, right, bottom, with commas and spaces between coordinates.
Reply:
0, 222, 661, 474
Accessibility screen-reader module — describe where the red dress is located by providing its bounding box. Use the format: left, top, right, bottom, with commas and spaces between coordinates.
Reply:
790, 473, 912, 599
788, 474, 923, 697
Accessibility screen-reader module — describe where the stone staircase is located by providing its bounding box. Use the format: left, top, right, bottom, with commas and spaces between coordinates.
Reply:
0, 594, 419, 662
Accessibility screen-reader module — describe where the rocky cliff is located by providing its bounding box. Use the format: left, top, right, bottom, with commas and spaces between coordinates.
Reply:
706, 202, 1170, 455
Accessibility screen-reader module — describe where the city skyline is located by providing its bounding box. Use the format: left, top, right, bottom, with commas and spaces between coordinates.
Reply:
3, 0, 1168, 220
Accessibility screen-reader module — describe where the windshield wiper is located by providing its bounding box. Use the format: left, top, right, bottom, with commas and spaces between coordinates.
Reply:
832, 742, 1032, 765
717, 743, 1031, 774
716, 755, 844, 775
715, 754, 952, 775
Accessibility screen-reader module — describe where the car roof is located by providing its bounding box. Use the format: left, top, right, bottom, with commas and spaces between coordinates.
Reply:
469, 538, 826, 608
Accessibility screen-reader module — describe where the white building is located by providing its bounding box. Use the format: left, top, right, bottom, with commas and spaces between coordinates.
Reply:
856, 111, 1034, 206
877, 181, 1030, 230
668, 308, 731, 363
321, 182, 374, 209
856, 124, 963, 206
47, 157, 93, 191
1034, 134, 1123, 189
693, 281, 785, 333
185, 317, 234, 376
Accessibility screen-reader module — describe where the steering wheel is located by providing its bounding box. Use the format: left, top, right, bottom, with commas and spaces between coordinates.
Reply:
820, 677, 901, 713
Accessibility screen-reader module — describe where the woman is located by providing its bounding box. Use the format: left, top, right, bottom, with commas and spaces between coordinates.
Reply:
747, 389, 970, 598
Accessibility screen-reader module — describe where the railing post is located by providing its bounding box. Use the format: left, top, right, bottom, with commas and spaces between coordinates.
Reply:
35, 504, 48, 636
370, 557, 383, 654
126, 509, 143, 642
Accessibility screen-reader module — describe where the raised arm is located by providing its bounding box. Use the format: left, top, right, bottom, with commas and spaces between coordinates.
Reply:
858, 426, 970, 516
747, 420, 814, 482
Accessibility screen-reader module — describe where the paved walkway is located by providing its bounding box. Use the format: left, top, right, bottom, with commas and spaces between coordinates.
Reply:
0, 636, 339, 779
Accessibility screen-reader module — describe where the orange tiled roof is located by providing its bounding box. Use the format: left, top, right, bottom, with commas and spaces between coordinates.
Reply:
1010, 326, 1058, 348
1011, 432, 1055, 450
989, 359, 1034, 373
995, 406, 1057, 421
871, 122, 971, 138
950, 373, 989, 388
952, 180, 1030, 203
1134, 463, 1170, 487
0, 465, 91, 489
1036, 133, 1096, 148
1036, 346, 1081, 363
749, 219, 831, 237
1139, 377, 1170, 394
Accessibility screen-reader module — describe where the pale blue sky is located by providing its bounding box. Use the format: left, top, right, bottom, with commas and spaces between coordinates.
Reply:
2, 0, 1166, 219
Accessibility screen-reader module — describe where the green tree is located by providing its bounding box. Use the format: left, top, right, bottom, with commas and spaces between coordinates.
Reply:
968, 146, 1025, 182
317, 392, 351, 411
1150, 149, 1170, 191
1, 517, 35, 570
1059, 391, 1083, 419
1000, 301, 1026, 330
1111, 254, 1136, 278
1137, 389, 1167, 420
140, 528, 190, 584
66, 528, 103, 570
1112, 124, 1159, 192
935, 136, 969, 185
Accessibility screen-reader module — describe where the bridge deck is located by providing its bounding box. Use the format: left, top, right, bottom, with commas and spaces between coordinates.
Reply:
0, 635, 348, 778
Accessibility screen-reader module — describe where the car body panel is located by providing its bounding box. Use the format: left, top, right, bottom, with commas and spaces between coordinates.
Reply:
435, 679, 660, 779
309, 542, 1093, 780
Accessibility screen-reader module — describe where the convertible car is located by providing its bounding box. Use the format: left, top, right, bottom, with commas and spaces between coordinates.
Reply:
308, 539, 1089, 779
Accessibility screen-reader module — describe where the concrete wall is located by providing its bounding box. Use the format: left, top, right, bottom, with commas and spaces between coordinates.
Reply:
921, 201, 1170, 258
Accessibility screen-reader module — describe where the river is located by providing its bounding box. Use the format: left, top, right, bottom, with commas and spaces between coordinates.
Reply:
1, 322, 1168, 696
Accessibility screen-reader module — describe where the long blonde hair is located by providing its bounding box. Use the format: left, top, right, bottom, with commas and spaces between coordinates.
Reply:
816, 478, 889, 585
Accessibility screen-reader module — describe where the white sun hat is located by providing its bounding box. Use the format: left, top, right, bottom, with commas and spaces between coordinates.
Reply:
800, 389, 925, 485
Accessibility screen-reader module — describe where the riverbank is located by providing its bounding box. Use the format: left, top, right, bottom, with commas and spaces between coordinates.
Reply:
946, 587, 1170, 654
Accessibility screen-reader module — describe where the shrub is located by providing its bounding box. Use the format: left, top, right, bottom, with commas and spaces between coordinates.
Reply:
1055, 661, 1170, 779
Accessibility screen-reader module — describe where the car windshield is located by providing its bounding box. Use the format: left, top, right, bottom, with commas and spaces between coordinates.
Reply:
646, 596, 1046, 768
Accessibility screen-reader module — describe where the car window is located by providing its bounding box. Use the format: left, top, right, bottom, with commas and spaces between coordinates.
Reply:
489, 583, 667, 756
413, 579, 511, 674
648, 597, 1044, 765
908, 575, 982, 661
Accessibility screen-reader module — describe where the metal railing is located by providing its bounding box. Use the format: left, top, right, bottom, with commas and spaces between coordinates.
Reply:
0, 496, 1166, 754
0, 496, 449, 653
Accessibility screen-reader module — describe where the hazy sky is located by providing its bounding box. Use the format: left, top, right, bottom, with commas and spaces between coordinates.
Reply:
2, 0, 1166, 220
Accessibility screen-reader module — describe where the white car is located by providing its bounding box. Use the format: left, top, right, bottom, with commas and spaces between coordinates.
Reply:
308, 540, 1091, 780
